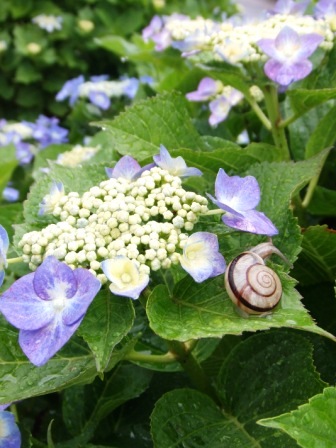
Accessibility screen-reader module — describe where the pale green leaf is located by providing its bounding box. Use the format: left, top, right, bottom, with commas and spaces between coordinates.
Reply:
259, 387, 336, 448
305, 105, 336, 158
0, 144, 18, 195
287, 88, 336, 117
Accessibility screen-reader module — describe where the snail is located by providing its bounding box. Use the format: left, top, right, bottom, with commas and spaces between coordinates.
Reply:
224, 242, 290, 316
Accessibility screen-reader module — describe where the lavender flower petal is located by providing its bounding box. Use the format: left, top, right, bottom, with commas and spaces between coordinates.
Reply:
89, 91, 111, 110
106, 155, 142, 181
0, 410, 21, 448
222, 209, 278, 236
153, 145, 202, 178
186, 77, 220, 102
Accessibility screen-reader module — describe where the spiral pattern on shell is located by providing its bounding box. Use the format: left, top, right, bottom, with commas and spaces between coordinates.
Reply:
224, 251, 282, 315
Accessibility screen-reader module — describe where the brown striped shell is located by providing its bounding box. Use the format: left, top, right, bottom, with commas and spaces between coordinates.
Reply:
224, 242, 285, 315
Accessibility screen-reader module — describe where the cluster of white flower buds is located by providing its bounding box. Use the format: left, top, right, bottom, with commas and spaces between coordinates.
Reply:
18, 166, 208, 284
56, 144, 100, 167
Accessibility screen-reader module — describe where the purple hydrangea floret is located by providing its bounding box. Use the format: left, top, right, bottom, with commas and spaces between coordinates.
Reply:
0, 225, 9, 287
153, 145, 202, 178
315, 0, 336, 18
26, 115, 68, 148
0, 410, 21, 448
270, 0, 309, 15
105, 155, 142, 181
56, 75, 85, 106
3, 187, 19, 203
0, 256, 101, 366
180, 232, 226, 283
142, 15, 171, 51
208, 168, 278, 236
122, 77, 140, 99
186, 77, 220, 102
257, 26, 324, 87
89, 91, 110, 110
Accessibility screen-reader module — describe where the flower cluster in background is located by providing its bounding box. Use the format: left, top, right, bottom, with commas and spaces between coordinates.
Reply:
142, 0, 334, 87
0, 115, 68, 164
32, 14, 63, 33
56, 75, 147, 110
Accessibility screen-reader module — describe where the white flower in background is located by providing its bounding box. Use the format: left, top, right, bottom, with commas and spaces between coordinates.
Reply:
26, 42, 42, 54
32, 14, 63, 33
56, 145, 100, 167
78, 19, 94, 32
1, 122, 33, 140
101, 256, 149, 299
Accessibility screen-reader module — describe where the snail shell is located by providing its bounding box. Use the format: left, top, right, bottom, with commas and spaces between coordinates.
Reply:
224, 242, 287, 315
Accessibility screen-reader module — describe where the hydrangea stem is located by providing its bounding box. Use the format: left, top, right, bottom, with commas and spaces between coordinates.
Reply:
6, 257, 23, 265
203, 209, 224, 216
168, 340, 219, 404
263, 84, 291, 160
124, 349, 176, 364
246, 97, 272, 131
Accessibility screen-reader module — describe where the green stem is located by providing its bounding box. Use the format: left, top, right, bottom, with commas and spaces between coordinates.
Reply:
263, 84, 291, 160
7, 257, 23, 265
302, 175, 319, 208
168, 340, 219, 404
124, 349, 176, 364
279, 113, 300, 129
203, 209, 224, 216
246, 97, 272, 131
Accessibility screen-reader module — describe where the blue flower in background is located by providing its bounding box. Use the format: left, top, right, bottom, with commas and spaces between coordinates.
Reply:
0, 225, 9, 287
0, 256, 101, 366
0, 410, 21, 448
26, 115, 68, 148
56, 75, 85, 106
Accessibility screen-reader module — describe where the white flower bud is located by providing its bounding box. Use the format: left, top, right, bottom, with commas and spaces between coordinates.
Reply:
172, 216, 184, 228
90, 260, 100, 270
65, 252, 77, 264
87, 251, 97, 261
97, 273, 107, 284
151, 258, 161, 271
145, 249, 156, 260
68, 241, 79, 251
98, 247, 109, 258
184, 222, 194, 231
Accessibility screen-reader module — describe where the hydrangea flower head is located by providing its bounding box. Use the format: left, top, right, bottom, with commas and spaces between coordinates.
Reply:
0, 410, 21, 447
27, 115, 68, 148
142, 15, 171, 51
0, 225, 9, 287
270, 0, 309, 16
257, 26, 324, 87
153, 145, 202, 178
101, 256, 149, 300
39, 181, 65, 215
105, 156, 142, 181
32, 14, 63, 32
0, 256, 101, 366
180, 232, 226, 283
56, 75, 85, 106
208, 168, 278, 236
186, 77, 223, 102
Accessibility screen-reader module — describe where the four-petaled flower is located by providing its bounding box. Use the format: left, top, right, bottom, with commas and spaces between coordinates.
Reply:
101, 256, 149, 300
0, 410, 21, 448
0, 256, 101, 366
179, 232, 226, 283
153, 145, 202, 178
257, 26, 324, 87
0, 225, 9, 288
186, 77, 223, 102
208, 168, 278, 236
208, 89, 243, 127
39, 181, 65, 215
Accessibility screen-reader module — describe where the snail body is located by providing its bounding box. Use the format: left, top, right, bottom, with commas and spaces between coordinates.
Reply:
224, 242, 288, 315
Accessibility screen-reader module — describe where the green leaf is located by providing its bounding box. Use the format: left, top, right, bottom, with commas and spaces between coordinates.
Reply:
0, 144, 18, 196
305, 105, 336, 158
292, 225, 336, 286
259, 386, 336, 448
0, 328, 97, 404
151, 388, 255, 447
0, 203, 23, 241
151, 332, 326, 448
146, 272, 334, 343
217, 330, 326, 446
92, 92, 204, 161
78, 290, 135, 372
287, 88, 336, 117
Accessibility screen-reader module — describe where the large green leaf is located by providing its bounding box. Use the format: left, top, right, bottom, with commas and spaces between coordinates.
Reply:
151, 331, 326, 448
291, 226, 336, 286
92, 92, 205, 161
146, 273, 334, 342
259, 387, 336, 448
305, 105, 336, 158
307, 186, 336, 217
0, 203, 23, 240
78, 290, 135, 372
0, 328, 97, 404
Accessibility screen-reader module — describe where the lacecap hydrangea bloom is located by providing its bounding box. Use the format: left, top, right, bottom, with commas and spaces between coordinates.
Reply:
0, 256, 101, 366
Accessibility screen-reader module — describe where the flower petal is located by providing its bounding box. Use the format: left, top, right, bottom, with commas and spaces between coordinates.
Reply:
106, 155, 142, 181
19, 317, 83, 366
89, 91, 110, 110
186, 77, 220, 101
0, 410, 21, 448
214, 168, 260, 212
0, 273, 55, 330
180, 232, 226, 282
222, 209, 278, 236
153, 145, 202, 177
33, 256, 77, 300
62, 268, 101, 325
0, 225, 9, 253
